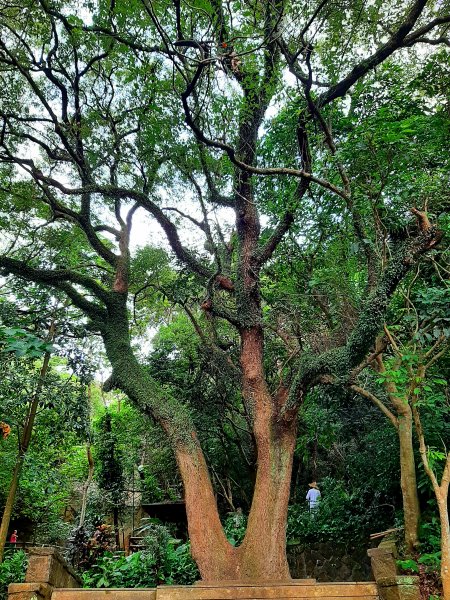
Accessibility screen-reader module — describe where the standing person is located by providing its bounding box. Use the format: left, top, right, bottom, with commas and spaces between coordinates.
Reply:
9, 530, 18, 545
306, 482, 321, 510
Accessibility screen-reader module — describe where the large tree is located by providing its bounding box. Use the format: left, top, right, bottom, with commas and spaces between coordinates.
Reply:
0, 0, 448, 581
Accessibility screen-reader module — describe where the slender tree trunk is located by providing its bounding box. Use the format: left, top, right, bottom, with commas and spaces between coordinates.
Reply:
0, 345, 53, 562
79, 444, 94, 528
0, 458, 24, 562
354, 373, 421, 550
397, 408, 420, 551
412, 394, 450, 599
437, 494, 450, 600
113, 507, 120, 549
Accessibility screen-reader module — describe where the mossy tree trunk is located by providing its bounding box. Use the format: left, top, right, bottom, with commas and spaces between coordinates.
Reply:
102, 299, 298, 580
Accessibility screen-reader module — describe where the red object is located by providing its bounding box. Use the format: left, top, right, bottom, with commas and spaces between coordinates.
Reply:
10, 533, 17, 543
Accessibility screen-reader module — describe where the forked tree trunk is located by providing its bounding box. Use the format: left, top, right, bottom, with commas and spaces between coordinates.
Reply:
175, 417, 297, 581
353, 375, 421, 551
104, 311, 298, 581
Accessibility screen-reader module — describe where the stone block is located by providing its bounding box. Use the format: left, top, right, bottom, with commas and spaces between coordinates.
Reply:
367, 547, 397, 580
8, 582, 53, 600
25, 548, 82, 589
377, 575, 420, 600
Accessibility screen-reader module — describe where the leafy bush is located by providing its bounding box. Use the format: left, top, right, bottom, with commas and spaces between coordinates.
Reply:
0, 551, 27, 600
287, 477, 386, 544
83, 523, 198, 588
67, 524, 117, 571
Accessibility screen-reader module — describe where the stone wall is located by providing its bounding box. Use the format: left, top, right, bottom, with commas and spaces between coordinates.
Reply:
287, 542, 373, 582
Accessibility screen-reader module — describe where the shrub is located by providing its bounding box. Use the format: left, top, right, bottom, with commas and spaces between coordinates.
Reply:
83, 523, 198, 588
0, 550, 27, 600
287, 477, 386, 544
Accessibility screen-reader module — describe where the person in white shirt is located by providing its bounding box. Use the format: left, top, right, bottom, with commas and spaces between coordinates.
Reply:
306, 481, 321, 510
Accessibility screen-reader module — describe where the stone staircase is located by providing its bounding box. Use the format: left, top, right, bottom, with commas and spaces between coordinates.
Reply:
129, 535, 146, 553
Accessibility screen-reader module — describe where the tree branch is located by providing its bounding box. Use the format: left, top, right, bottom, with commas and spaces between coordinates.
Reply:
284, 215, 443, 412
0, 256, 111, 309
351, 384, 398, 429
317, 0, 429, 106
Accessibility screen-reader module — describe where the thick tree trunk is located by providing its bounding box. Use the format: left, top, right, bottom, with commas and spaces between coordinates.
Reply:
397, 408, 420, 551
104, 305, 297, 581
238, 419, 296, 579
176, 443, 239, 580
232, 326, 297, 580
175, 416, 296, 581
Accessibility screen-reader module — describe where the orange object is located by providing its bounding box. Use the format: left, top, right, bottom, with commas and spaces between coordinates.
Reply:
0, 422, 11, 439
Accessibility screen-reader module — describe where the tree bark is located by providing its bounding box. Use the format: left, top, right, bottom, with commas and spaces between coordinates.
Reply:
175, 405, 297, 581
411, 393, 450, 599
397, 408, 420, 551
113, 506, 120, 549
0, 458, 23, 562
103, 310, 298, 581
437, 494, 450, 600
175, 443, 239, 580
351, 383, 421, 550
238, 417, 296, 579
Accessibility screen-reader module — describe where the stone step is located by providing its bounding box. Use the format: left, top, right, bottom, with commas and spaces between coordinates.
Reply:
52, 583, 378, 600
156, 582, 378, 600
52, 590, 157, 600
